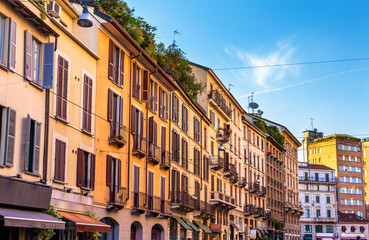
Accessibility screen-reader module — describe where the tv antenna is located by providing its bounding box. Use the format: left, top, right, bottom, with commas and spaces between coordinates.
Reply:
248, 92, 259, 114
310, 118, 314, 130
173, 30, 180, 45
228, 84, 234, 91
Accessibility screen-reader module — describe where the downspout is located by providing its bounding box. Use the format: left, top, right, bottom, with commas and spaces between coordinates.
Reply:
168, 91, 172, 201
126, 55, 133, 202
144, 100, 149, 207
200, 116, 203, 190
42, 89, 49, 183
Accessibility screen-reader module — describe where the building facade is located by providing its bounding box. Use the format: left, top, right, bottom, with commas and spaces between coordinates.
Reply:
299, 163, 337, 240
362, 139, 369, 219
307, 134, 365, 218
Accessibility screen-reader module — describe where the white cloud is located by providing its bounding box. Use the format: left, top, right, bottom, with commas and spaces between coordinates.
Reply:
225, 39, 299, 89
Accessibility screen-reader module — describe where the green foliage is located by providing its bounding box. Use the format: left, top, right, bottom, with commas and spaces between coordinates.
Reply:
310, 134, 361, 143
96, 0, 204, 96
31, 204, 62, 240
84, 211, 101, 240
34, 0, 49, 20
254, 120, 285, 146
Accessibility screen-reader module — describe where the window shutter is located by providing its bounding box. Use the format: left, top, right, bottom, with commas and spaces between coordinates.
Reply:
134, 166, 140, 192
181, 139, 185, 167
198, 121, 201, 143
154, 83, 158, 113
161, 126, 166, 155
117, 159, 122, 188
32, 121, 41, 174
171, 169, 175, 197
153, 121, 157, 146
120, 49, 124, 87
172, 93, 176, 121
90, 153, 95, 190
193, 117, 197, 141
108, 39, 114, 80
165, 92, 169, 120
76, 148, 84, 187
59, 140, 66, 182
82, 75, 88, 130
140, 111, 144, 137
8, 19, 17, 72
186, 108, 188, 133
62, 60, 68, 119
159, 88, 163, 118
182, 105, 185, 130
56, 56, 63, 117
132, 62, 137, 98
106, 155, 112, 186
142, 70, 149, 101
54, 140, 60, 181
107, 89, 113, 122
176, 133, 180, 163
131, 106, 136, 135
87, 77, 93, 131
176, 98, 180, 125
24, 30, 32, 80
24, 115, 31, 170
185, 141, 188, 169
119, 96, 123, 129
42, 43, 55, 89
193, 149, 196, 175
161, 177, 165, 200
4, 108, 16, 166
148, 172, 154, 196
149, 117, 153, 144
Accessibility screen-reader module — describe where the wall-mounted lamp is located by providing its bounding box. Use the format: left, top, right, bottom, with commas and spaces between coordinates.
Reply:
77, 3, 93, 28
218, 143, 225, 152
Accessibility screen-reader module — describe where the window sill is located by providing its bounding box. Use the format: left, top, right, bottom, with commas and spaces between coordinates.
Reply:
112, 80, 123, 89
53, 179, 67, 185
80, 187, 93, 191
24, 171, 41, 177
0, 63, 8, 72
54, 115, 69, 124
28, 80, 44, 92
0, 163, 12, 168
133, 96, 142, 103
81, 129, 94, 137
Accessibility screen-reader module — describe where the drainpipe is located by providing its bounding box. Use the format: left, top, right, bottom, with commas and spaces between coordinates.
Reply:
144, 101, 149, 207
42, 89, 50, 183
200, 115, 203, 190
168, 91, 172, 201
126, 56, 133, 202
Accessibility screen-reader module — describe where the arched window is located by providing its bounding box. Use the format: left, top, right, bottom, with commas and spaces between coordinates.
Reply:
151, 224, 164, 240
100, 217, 119, 240
131, 221, 143, 240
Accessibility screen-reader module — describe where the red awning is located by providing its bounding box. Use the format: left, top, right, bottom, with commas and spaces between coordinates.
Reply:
0, 208, 65, 229
210, 223, 222, 233
58, 211, 110, 232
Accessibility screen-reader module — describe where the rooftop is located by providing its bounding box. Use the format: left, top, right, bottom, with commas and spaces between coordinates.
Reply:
338, 212, 369, 223
299, 164, 334, 171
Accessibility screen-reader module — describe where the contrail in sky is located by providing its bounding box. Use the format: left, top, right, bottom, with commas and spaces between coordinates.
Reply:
237, 67, 369, 99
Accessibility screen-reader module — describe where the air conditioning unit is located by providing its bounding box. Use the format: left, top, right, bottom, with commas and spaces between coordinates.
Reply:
47, 1, 61, 18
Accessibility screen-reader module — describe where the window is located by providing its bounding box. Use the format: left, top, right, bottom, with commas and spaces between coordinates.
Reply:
181, 138, 188, 169
24, 115, 42, 174
315, 225, 323, 233
316, 195, 320, 203
108, 90, 123, 139
193, 117, 200, 143
147, 171, 154, 210
76, 148, 95, 189
0, 107, 16, 166
172, 130, 180, 163
54, 139, 66, 182
159, 88, 168, 121
132, 64, 142, 101
131, 107, 144, 152
56, 56, 69, 120
172, 93, 180, 125
182, 105, 188, 133
325, 225, 333, 233
305, 209, 310, 218
305, 195, 309, 203
304, 225, 312, 233
106, 155, 122, 204
0, 16, 5, 65
316, 209, 321, 218
82, 75, 93, 133
193, 148, 200, 176
24, 30, 42, 85
327, 209, 331, 218
133, 165, 141, 207
108, 40, 124, 87
148, 80, 158, 113
326, 196, 331, 204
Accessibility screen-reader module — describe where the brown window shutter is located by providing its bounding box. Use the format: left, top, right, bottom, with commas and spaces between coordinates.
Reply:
132, 62, 137, 98
176, 133, 180, 163
193, 117, 197, 141
140, 111, 144, 137
5, 108, 16, 166
8, 19, 17, 72
211, 175, 214, 191
82, 75, 88, 130
106, 155, 112, 186
108, 39, 114, 80
149, 117, 153, 144
131, 106, 136, 135
176, 98, 180, 125
172, 93, 176, 121
90, 153, 96, 190
119, 96, 123, 129
154, 83, 158, 113
54, 140, 61, 181
211, 141, 214, 156
32, 121, 41, 174
161, 177, 165, 200
177, 171, 180, 193
171, 131, 175, 160
62, 60, 68, 119
59, 140, 66, 182
165, 92, 169, 120
107, 89, 113, 122
24, 30, 32, 80
193, 149, 196, 174
159, 88, 163, 118
56, 56, 63, 117
120, 49, 124, 87
186, 108, 188, 133
198, 121, 201, 144
142, 70, 149, 101
185, 141, 188, 169
182, 105, 185, 130
171, 169, 176, 197
87, 77, 92, 132
76, 148, 84, 187
181, 139, 184, 167
153, 121, 157, 146
161, 126, 166, 154
117, 159, 122, 188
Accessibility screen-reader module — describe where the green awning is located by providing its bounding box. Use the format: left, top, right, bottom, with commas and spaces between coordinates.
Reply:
193, 221, 212, 234
172, 216, 192, 231
182, 217, 200, 232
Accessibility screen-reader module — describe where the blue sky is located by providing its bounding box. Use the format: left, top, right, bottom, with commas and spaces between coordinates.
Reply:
126, 0, 369, 141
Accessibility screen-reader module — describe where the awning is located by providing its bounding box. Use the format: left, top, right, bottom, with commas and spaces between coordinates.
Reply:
230, 222, 240, 231
257, 229, 265, 238
210, 223, 222, 233
193, 221, 212, 234
0, 208, 65, 229
182, 217, 200, 232
172, 216, 192, 231
58, 211, 110, 232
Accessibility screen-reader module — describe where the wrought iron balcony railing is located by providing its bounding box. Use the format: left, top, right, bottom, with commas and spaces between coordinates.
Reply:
132, 135, 147, 158
148, 144, 161, 165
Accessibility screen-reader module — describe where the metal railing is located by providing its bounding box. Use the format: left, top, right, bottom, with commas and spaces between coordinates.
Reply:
224, 163, 237, 177
298, 176, 336, 182
109, 186, 127, 207
210, 157, 224, 171
249, 182, 259, 193
315, 217, 336, 222
160, 151, 170, 170
109, 124, 128, 147
160, 199, 171, 215
132, 135, 147, 157
147, 195, 161, 213
244, 204, 255, 216
210, 191, 235, 207
216, 128, 230, 143
208, 90, 232, 117
148, 144, 161, 164
258, 186, 266, 196
254, 207, 264, 218
132, 191, 146, 209
171, 192, 195, 209
238, 177, 246, 188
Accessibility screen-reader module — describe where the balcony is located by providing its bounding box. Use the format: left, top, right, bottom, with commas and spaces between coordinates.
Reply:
216, 128, 230, 143
258, 186, 266, 196
297, 205, 304, 215
284, 202, 291, 212
224, 163, 237, 178
200, 200, 215, 217
315, 217, 336, 223
290, 205, 298, 213
254, 207, 264, 218
263, 209, 271, 220
146, 195, 161, 216
230, 172, 239, 184
244, 204, 255, 216
298, 176, 336, 183
160, 151, 170, 170
132, 135, 147, 158
210, 191, 236, 210
131, 191, 146, 214
171, 192, 195, 212
238, 177, 246, 188
148, 144, 161, 165
108, 186, 127, 209
208, 90, 232, 119
159, 199, 171, 218
109, 124, 127, 148
249, 182, 259, 194
210, 157, 224, 171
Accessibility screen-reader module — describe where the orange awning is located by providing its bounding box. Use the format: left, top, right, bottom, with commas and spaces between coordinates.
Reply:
58, 211, 110, 232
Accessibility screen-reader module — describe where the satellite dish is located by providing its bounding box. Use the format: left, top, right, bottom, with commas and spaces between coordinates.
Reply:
249, 102, 259, 109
